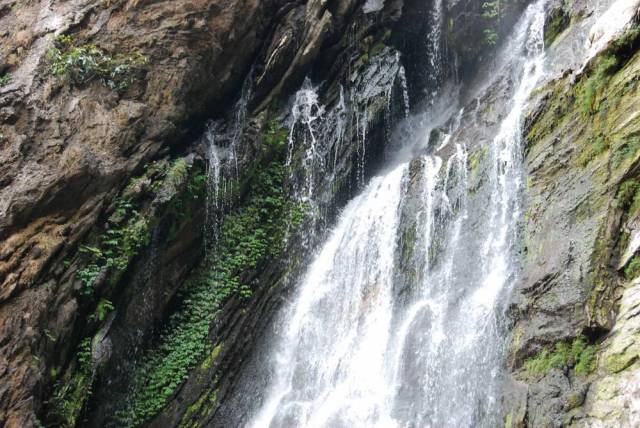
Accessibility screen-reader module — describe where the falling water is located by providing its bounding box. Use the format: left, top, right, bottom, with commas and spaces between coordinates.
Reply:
246, 1, 547, 426
425, 0, 445, 97
286, 50, 404, 204
202, 122, 224, 249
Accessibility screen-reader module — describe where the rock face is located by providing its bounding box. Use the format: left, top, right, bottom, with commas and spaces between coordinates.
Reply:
1, 0, 639, 426
502, 1, 640, 426
1, 0, 274, 424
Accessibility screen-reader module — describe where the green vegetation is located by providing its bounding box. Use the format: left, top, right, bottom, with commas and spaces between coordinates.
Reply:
89, 299, 115, 322
76, 198, 150, 294
523, 336, 598, 377
615, 179, 640, 211
527, 27, 640, 172
612, 136, 640, 168
576, 134, 610, 167
50, 337, 94, 427
47, 155, 206, 426
580, 54, 618, 116
118, 126, 306, 426
48, 35, 148, 92
544, 8, 569, 47
482, 0, 502, 45
624, 255, 640, 280
483, 29, 499, 46
0, 73, 11, 87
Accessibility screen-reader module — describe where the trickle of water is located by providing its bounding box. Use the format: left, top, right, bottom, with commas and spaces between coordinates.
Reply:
201, 122, 223, 249
287, 80, 326, 201
286, 51, 404, 204
424, 0, 445, 101
246, 1, 548, 426
229, 71, 253, 179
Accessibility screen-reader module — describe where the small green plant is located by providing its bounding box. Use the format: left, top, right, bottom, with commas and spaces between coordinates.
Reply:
0, 73, 11, 87
523, 336, 598, 377
48, 35, 148, 92
166, 158, 189, 190
90, 299, 115, 322
483, 29, 499, 45
265, 120, 288, 149
77, 337, 93, 367
624, 255, 640, 280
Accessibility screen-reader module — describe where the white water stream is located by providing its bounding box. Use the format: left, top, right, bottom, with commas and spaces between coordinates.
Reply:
248, 1, 547, 426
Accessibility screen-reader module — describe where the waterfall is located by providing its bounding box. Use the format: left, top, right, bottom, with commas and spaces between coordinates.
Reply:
245, 1, 547, 426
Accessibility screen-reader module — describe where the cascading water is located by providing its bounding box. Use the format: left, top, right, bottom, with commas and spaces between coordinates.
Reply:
244, 0, 548, 426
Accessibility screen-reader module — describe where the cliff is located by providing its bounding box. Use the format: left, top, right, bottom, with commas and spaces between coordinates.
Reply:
1, 0, 639, 426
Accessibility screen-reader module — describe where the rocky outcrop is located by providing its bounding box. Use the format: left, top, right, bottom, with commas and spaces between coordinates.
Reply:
502, 4, 640, 426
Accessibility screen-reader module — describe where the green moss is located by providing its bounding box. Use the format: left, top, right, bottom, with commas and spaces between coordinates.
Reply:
565, 392, 584, 410
358, 52, 370, 65
577, 134, 609, 167
401, 223, 417, 265
603, 351, 638, 373
468, 146, 487, 177
615, 180, 639, 209
612, 136, 640, 168
504, 412, 513, 428
523, 336, 597, 377
48, 35, 148, 92
200, 342, 223, 371
178, 386, 218, 428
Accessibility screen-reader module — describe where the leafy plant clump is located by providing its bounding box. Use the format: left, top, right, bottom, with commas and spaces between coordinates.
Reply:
523, 336, 598, 377
48, 35, 148, 92
0, 73, 11, 87
119, 153, 306, 426
76, 198, 150, 294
